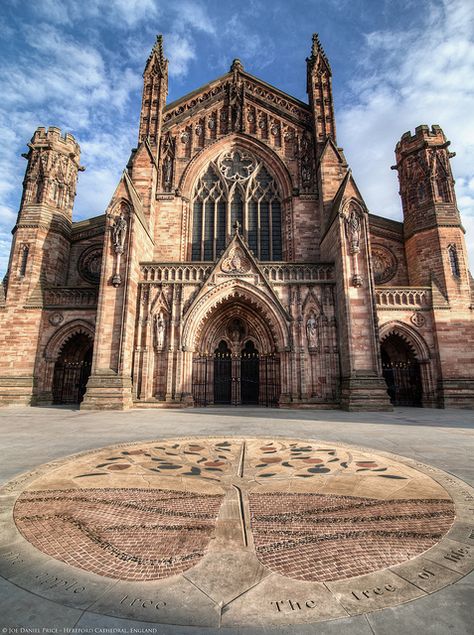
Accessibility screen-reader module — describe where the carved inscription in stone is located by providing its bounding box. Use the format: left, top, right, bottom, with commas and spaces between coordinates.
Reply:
271, 599, 317, 612
120, 595, 167, 610
34, 572, 85, 594
351, 584, 397, 601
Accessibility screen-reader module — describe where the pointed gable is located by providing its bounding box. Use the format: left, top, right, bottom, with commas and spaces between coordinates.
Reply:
184, 227, 291, 322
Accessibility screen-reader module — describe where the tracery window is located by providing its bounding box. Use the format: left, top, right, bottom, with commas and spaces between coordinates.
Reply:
191, 150, 282, 261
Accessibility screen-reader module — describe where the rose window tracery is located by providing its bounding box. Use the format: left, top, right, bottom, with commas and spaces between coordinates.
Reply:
371, 245, 398, 285
191, 150, 282, 261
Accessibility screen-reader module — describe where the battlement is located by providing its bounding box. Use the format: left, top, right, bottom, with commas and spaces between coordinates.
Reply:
29, 126, 81, 156
396, 124, 448, 156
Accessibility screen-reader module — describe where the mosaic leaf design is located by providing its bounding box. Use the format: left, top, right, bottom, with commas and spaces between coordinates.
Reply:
14, 488, 224, 581
249, 492, 454, 581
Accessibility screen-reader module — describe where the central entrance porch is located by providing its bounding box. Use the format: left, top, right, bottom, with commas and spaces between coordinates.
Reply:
191, 312, 281, 407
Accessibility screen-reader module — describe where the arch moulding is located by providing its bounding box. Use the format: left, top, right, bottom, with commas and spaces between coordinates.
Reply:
379, 320, 431, 362
178, 133, 294, 201
181, 279, 289, 352
44, 319, 95, 363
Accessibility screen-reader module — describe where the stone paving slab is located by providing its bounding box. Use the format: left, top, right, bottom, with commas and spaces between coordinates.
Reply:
0, 406, 472, 634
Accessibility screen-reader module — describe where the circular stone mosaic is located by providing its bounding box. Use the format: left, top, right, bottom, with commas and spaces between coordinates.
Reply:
1, 438, 473, 628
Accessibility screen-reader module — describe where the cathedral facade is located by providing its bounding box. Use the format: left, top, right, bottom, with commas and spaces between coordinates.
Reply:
1, 35, 473, 410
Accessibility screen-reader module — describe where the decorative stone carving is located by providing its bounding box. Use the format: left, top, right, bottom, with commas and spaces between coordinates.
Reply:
49, 312, 64, 327
345, 207, 362, 254
112, 214, 127, 254
372, 245, 398, 284
78, 245, 103, 284
229, 82, 243, 132
218, 150, 256, 182
111, 210, 129, 287
306, 314, 319, 350
154, 311, 166, 350
227, 318, 245, 343
410, 312, 426, 328
300, 131, 313, 190
221, 246, 251, 274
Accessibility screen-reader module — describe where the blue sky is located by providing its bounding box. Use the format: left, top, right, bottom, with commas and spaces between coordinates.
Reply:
1, 0, 473, 277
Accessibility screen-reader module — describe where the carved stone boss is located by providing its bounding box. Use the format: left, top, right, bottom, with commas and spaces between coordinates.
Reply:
111, 212, 128, 287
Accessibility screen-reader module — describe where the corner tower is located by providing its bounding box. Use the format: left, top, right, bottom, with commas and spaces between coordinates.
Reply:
0, 126, 82, 405
5, 126, 82, 301
393, 125, 474, 407
393, 125, 471, 305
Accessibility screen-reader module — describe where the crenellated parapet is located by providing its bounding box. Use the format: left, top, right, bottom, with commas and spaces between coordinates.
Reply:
392, 124, 458, 235
20, 126, 83, 220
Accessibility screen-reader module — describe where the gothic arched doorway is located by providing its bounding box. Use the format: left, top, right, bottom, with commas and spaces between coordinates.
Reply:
191, 301, 282, 407
241, 340, 259, 404
52, 333, 93, 404
213, 340, 232, 404
381, 334, 422, 407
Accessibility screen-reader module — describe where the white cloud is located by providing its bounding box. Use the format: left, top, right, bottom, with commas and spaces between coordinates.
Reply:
31, 0, 160, 28
165, 33, 196, 78
174, 1, 215, 35
338, 0, 474, 270
222, 14, 275, 69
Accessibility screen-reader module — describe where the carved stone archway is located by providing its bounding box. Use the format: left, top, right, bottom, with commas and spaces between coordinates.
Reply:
379, 321, 434, 407
182, 282, 286, 406
38, 320, 95, 405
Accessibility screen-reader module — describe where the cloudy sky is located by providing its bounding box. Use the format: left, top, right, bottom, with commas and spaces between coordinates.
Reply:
1, 0, 473, 277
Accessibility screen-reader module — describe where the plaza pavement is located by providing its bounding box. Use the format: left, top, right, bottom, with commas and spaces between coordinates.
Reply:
0, 405, 472, 634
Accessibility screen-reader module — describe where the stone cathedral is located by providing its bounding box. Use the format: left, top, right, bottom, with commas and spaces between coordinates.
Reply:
0, 35, 473, 410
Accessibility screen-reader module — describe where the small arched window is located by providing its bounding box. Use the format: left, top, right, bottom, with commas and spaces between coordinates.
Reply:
191, 150, 282, 261
448, 244, 461, 278
437, 177, 450, 202
19, 244, 29, 277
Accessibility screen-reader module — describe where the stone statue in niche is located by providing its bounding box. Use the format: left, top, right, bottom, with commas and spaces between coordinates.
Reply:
112, 214, 127, 253
154, 312, 166, 349
229, 83, 243, 131
345, 207, 361, 254
306, 314, 319, 350
163, 155, 172, 189
228, 318, 245, 344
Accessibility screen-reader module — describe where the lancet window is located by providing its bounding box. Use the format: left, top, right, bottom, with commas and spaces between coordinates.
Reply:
191, 150, 282, 261
448, 244, 461, 278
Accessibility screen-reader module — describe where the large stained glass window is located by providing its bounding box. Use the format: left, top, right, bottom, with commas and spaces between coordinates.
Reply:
191, 150, 283, 261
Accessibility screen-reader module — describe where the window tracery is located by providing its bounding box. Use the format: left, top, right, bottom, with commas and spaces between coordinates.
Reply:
191, 150, 282, 261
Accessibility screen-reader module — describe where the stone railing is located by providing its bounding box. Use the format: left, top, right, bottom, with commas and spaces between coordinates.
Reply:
261, 263, 334, 283
44, 287, 98, 308
141, 263, 213, 283
375, 287, 432, 309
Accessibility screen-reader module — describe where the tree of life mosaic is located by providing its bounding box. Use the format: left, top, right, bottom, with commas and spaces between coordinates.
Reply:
13, 438, 455, 583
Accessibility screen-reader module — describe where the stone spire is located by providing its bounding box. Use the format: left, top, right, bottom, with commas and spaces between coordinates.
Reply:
306, 33, 336, 144
138, 34, 169, 146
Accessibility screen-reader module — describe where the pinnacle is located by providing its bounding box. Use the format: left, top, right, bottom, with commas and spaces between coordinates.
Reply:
230, 58, 244, 72
152, 34, 165, 65
309, 33, 331, 70
145, 33, 168, 72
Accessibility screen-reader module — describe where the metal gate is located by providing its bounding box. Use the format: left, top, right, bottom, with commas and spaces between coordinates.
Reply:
382, 360, 422, 406
52, 358, 92, 404
192, 351, 280, 407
